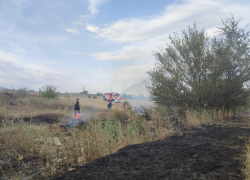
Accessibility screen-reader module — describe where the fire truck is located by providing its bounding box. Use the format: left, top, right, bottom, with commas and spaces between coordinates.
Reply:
103, 92, 123, 103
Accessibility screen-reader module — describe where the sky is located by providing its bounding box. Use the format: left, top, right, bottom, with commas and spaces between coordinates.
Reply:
0, 0, 249, 96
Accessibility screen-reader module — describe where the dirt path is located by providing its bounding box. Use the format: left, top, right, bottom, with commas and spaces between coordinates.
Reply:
53, 123, 250, 180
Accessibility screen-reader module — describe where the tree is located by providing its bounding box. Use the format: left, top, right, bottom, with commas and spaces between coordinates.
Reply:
146, 16, 250, 111
209, 16, 250, 110
39, 84, 60, 99
96, 92, 103, 96
146, 23, 211, 111
80, 90, 88, 94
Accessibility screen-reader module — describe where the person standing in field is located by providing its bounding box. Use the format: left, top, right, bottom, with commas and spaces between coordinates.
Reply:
107, 101, 112, 109
74, 99, 80, 117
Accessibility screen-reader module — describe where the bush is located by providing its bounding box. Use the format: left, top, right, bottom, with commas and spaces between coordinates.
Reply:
39, 84, 59, 99
93, 95, 97, 99
88, 94, 91, 99
15, 87, 29, 98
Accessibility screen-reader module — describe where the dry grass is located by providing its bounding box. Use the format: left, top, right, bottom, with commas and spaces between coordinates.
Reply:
0, 94, 125, 121
0, 114, 171, 179
243, 140, 250, 180
0, 92, 170, 179
185, 110, 213, 126
0, 91, 239, 179
184, 109, 232, 127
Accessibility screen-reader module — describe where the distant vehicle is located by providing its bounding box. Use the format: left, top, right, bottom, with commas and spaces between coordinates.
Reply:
103, 92, 123, 103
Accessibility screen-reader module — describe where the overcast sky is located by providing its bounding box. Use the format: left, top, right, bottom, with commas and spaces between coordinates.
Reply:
0, 0, 249, 95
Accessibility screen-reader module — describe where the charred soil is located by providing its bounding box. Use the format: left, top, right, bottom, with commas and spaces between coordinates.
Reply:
0, 113, 64, 124
54, 123, 250, 180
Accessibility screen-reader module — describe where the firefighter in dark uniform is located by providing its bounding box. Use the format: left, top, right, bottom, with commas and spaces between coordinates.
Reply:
74, 99, 80, 117
107, 101, 112, 109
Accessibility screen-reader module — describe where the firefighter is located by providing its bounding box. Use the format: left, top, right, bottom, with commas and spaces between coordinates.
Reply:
74, 99, 80, 117
107, 101, 112, 109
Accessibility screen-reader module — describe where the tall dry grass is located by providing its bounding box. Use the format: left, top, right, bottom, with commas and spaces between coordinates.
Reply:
243, 141, 250, 180
0, 111, 172, 179
184, 109, 231, 127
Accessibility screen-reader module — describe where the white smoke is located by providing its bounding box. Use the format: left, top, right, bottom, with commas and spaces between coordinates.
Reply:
68, 111, 92, 127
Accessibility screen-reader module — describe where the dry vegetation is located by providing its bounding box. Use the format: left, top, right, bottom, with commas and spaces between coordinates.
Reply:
0, 91, 249, 179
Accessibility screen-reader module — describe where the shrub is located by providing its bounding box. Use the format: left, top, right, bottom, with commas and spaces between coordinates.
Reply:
39, 84, 59, 99
88, 94, 91, 99
15, 86, 29, 98
93, 95, 97, 99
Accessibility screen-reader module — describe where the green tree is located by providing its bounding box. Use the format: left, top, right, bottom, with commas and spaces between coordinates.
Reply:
209, 16, 250, 110
146, 16, 250, 111
39, 84, 60, 99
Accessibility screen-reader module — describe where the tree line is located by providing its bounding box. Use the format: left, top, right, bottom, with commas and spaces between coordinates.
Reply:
122, 94, 148, 100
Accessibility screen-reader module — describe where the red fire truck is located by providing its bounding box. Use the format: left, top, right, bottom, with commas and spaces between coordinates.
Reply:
103, 92, 123, 103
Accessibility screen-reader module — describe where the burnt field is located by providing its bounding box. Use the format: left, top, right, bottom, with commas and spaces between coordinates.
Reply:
54, 122, 250, 180
1, 92, 250, 179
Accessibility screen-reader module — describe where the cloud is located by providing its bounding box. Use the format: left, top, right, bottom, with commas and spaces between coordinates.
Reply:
60, 24, 81, 35
72, 21, 84, 26
0, 61, 70, 91
113, 65, 152, 80
64, 28, 80, 36
80, 15, 91, 21
0, 50, 20, 64
0, 50, 71, 90
86, 24, 100, 33
91, 34, 169, 62
0, 50, 50, 71
91, 44, 152, 61
92, 65, 151, 96
87, 0, 109, 15
86, 0, 250, 43
88, 0, 250, 63
93, 65, 152, 80
72, 15, 91, 26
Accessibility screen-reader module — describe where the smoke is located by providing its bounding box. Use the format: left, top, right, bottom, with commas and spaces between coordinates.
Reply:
67, 111, 92, 127
122, 81, 143, 95
114, 80, 153, 108
113, 81, 144, 103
